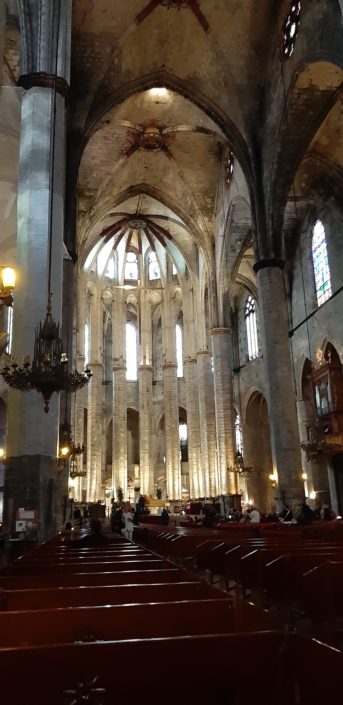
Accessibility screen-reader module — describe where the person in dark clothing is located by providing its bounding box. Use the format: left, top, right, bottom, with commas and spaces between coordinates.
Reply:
279, 505, 293, 522
297, 501, 314, 525
75, 519, 109, 546
133, 507, 140, 525
161, 508, 169, 525
113, 507, 124, 534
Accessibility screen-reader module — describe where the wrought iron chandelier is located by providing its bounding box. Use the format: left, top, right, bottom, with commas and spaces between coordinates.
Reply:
69, 453, 87, 479
0, 9, 91, 412
228, 450, 253, 475
1, 297, 92, 413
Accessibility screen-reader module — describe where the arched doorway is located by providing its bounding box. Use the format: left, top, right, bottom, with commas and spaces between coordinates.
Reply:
243, 392, 274, 513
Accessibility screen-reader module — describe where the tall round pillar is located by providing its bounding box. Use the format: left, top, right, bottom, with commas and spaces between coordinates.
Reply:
254, 259, 304, 509
3, 26, 71, 539
139, 364, 153, 496
163, 363, 181, 500
184, 357, 201, 498
197, 351, 217, 497
112, 291, 127, 500
210, 327, 236, 494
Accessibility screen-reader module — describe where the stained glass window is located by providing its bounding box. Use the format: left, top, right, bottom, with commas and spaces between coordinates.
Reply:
179, 422, 188, 462
6, 306, 13, 354
126, 322, 137, 380
125, 251, 138, 281
312, 220, 331, 307
225, 150, 234, 186
282, 1, 301, 59
148, 251, 160, 280
245, 295, 259, 360
235, 414, 243, 456
176, 323, 183, 377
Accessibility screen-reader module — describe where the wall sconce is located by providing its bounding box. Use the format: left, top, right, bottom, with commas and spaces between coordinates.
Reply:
269, 473, 278, 487
0, 267, 16, 308
301, 473, 308, 481
0, 447, 5, 460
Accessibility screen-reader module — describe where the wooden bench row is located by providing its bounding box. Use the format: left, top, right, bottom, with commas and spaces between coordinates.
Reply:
0, 630, 342, 705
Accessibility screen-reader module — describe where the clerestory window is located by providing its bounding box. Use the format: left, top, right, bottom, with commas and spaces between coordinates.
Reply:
245, 295, 259, 361
126, 322, 137, 380
312, 220, 331, 307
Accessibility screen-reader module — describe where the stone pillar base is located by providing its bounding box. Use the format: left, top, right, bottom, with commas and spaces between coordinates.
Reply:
3, 455, 58, 543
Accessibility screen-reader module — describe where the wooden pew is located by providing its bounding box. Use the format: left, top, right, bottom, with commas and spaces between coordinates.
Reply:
0, 567, 191, 590
0, 580, 222, 611
302, 560, 343, 644
0, 631, 293, 705
0, 598, 240, 647
291, 632, 343, 705
7, 558, 168, 575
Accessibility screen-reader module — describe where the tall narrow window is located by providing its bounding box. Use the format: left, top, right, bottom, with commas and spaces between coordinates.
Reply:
312, 220, 331, 307
148, 251, 160, 280
125, 251, 138, 281
126, 322, 137, 380
176, 323, 183, 377
84, 323, 89, 366
235, 414, 243, 456
6, 307, 13, 354
245, 295, 259, 360
179, 422, 188, 462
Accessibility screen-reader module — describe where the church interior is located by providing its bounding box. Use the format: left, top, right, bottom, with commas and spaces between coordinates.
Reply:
1, 1, 343, 702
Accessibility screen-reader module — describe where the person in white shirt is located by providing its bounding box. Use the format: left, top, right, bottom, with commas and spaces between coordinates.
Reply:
122, 503, 134, 541
249, 507, 260, 523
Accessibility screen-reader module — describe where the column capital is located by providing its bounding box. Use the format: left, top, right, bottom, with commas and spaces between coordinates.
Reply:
253, 258, 285, 274
138, 364, 153, 372
89, 362, 103, 369
210, 327, 230, 336
184, 357, 197, 365
18, 72, 70, 98
162, 363, 177, 370
196, 350, 212, 357
113, 364, 127, 372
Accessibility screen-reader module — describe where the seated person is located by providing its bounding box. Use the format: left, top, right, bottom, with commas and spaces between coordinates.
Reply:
71, 518, 109, 546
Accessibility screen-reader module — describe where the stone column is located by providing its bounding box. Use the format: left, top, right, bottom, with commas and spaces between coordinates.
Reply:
211, 327, 236, 494
3, 3, 71, 541
197, 351, 217, 497
163, 363, 181, 500
112, 291, 127, 500
182, 287, 201, 499
138, 290, 154, 496
184, 358, 201, 498
254, 259, 304, 509
139, 365, 153, 496
86, 288, 103, 502
162, 289, 181, 500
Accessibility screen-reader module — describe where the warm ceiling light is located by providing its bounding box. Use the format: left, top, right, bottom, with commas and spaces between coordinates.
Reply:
1, 267, 16, 291
149, 87, 169, 103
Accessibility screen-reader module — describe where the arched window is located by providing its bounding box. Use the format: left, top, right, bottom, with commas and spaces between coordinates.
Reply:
148, 251, 160, 280
125, 251, 138, 281
235, 414, 243, 456
84, 323, 89, 365
126, 323, 137, 380
176, 323, 183, 377
179, 422, 188, 462
245, 295, 259, 360
282, 1, 301, 60
6, 307, 13, 355
312, 220, 331, 307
